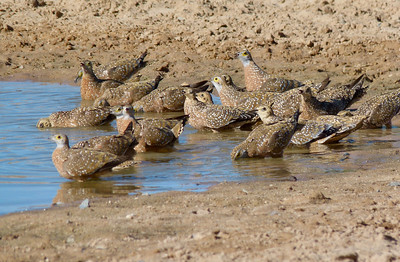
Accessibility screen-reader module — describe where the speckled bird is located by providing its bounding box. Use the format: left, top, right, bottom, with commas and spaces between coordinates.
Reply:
291, 114, 366, 145
211, 75, 278, 111
132, 80, 210, 113
51, 134, 125, 180
315, 74, 368, 111
298, 75, 369, 122
352, 90, 400, 129
74, 51, 147, 83
184, 89, 259, 131
256, 105, 284, 125
298, 86, 332, 121
111, 105, 186, 152
36, 104, 115, 128
231, 106, 299, 159
80, 61, 123, 101
237, 49, 303, 92
271, 77, 331, 118
72, 123, 137, 157
93, 75, 163, 106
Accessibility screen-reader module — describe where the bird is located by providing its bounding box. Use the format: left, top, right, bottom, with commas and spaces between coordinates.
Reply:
291, 114, 366, 145
111, 105, 186, 152
254, 104, 284, 125
36, 103, 116, 128
271, 77, 331, 118
93, 74, 163, 106
237, 49, 303, 92
74, 50, 147, 83
231, 106, 299, 159
211, 75, 279, 111
51, 134, 126, 180
351, 90, 400, 129
80, 61, 123, 101
298, 86, 333, 121
71, 122, 137, 157
298, 75, 369, 122
314, 74, 369, 112
132, 80, 210, 113
183, 89, 259, 131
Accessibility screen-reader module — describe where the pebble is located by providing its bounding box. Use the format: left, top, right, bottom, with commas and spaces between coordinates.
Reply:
79, 198, 90, 209
126, 213, 135, 219
388, 182, 400, 187
66, 235, 75, 244
270, 211, 279, 216
336, 252, 358, 261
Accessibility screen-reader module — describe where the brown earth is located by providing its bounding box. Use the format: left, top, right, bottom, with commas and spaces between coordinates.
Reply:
1, 0, 400, 261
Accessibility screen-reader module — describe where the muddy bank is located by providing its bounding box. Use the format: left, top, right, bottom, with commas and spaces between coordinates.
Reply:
0, 0, 399, 89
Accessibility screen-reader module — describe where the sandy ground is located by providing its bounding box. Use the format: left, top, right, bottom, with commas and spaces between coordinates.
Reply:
1, 0, 400, 260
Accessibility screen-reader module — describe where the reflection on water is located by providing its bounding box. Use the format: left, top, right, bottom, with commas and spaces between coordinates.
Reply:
53, 180, 141, 204
0, 81, 399, 215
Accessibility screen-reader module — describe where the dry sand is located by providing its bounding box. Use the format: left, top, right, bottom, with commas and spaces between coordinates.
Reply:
1, 0, 400, 261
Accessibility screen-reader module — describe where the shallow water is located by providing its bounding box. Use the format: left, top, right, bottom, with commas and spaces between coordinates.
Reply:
0, 81, 399, 215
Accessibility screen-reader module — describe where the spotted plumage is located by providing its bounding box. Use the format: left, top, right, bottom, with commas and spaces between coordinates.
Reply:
132, 80, 210, 113
291, 114, 366, 145
80, 61, 123, 101
211, 75, 278, 111
298, 75, 369, 122
184, 89, 259, 131
315, 74, 369, 112
75, 51, 147, 83
36, 104, 115, 128
353, 90, 400, 129
237, 49, 303, 92
111, 105, 186, 152
231, 107, 299, 159
72, 123, 137, 156
271, 77, 331, 118
51, 134, 125, 180
93, 75, 163, 106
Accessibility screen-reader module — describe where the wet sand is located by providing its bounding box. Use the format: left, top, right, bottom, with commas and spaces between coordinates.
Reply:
1, 0, 400, 260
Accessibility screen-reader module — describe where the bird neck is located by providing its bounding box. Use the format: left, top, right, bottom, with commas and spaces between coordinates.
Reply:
245, 60, 271, 81
241, 59, 251, 67
56, 142, 69, 150
82, 68, 99, 82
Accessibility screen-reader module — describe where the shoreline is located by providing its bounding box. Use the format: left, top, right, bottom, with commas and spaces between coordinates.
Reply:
1, 157, 400, 260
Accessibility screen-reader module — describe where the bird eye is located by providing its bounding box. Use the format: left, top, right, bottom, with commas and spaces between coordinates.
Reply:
214, 77, 219, 82
56, 135, 61, 139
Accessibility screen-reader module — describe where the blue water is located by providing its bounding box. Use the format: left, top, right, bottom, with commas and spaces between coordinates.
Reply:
0, 81, 399, 215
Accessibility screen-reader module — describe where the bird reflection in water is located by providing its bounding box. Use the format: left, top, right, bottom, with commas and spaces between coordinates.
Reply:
52, 177, 141, 204
231, 157, 293, 180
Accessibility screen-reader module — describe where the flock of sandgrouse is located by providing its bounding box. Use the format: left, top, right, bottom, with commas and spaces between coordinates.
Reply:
37, 49, 400, 180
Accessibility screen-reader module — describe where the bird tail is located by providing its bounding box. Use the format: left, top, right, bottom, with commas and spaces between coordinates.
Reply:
171, 122, 185, 139
136, 50, 148, 67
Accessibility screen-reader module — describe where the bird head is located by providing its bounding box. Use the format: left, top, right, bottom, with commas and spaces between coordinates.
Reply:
36, 118, 52, 128
51, 134, 69, 148
211, 76, 224, 93
237, 49, 252, 65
